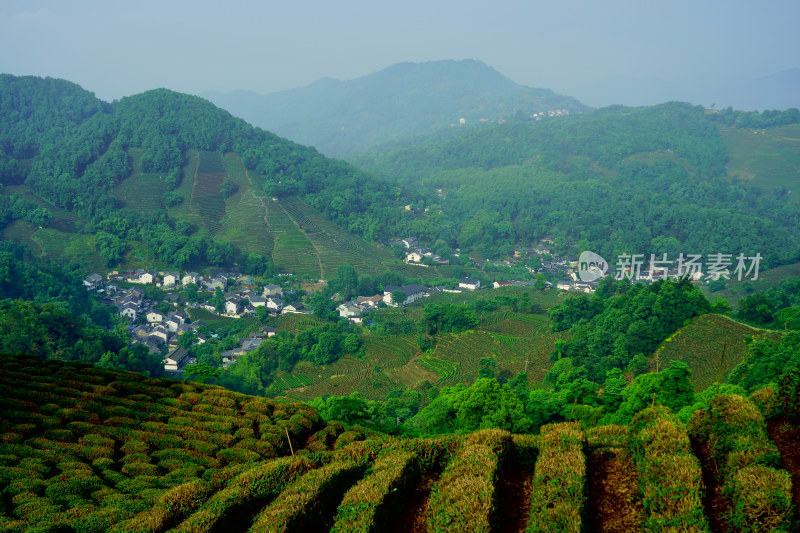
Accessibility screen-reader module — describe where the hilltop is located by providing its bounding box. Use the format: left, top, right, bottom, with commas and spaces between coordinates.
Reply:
202, 59, 590, 157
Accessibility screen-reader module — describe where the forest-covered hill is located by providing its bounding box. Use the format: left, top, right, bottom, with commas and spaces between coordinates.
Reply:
0, 74, 420, 275
3, 74, 799, 274
353, 102, 800, 262
202, 59, 590, 157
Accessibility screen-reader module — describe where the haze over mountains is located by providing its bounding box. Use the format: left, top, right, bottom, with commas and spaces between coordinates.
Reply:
203, 59, 800, 158
202, 59, 590, 157
567, 68, 800, 110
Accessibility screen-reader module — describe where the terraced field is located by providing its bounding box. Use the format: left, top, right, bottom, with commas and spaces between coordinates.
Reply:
279, 197, 395, 278
653, 314, 783, 391
189, 151, 227, 233
265, 198, 322, 278
2, 356, 797, 532
431, 320, 568, 386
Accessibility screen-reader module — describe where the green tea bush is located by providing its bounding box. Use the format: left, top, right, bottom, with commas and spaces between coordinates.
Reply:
527, 422, 586, 533
175, 456, 316, 533
688, 394, 792, 531
331, 449, 419, 532
629, 406, 709, 531
426, 429, 511, 533
251, 459, 366, 533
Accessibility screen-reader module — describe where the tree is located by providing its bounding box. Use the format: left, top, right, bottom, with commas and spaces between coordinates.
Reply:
334, 264, 359, 299
219, 178, 238, 199
659, 361, 694, 411
390, 290, 407, 306
451, 378, 532, 433
478, 356, 496, 379
211, 287, 225, 313
183, 363, 220, 384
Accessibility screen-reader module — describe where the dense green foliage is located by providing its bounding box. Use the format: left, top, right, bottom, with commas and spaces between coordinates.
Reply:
729, 331, 800, 392
0, 75, 417, 267
551, 278, 710, 381
706, 106, 800, 128
355, 102, 800, 260
214, 323, 363, 396
735, 276, 800, 328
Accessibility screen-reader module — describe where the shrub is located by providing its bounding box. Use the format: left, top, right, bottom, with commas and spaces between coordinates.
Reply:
120, 462, 160, 477
110, 479, 213, 533
331, 450, 419, 532
250, 459, 366, 533
527, 423, 586, 533
174, 456, 316, 532
688, 394, 792, 532
426, 429, 511, 533
629, 406, 709, 531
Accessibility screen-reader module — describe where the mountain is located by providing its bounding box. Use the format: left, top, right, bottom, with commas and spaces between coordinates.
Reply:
0, 74, 420, 278
718, 68, 800, 111
201, 59, 590, 157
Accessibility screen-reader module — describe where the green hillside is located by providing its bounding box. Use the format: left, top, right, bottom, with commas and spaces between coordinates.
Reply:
2, 355, 799, 532
353, 102, 800, 264
0, 75, 419, 276
652, 314, 783, 391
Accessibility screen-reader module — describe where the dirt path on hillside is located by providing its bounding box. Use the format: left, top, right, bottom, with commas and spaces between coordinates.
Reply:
187, 150, 200, 215
267, 196, 325, 279
585, 447, 644, 532
494, 462, 536, 532
395, 468, 444, 533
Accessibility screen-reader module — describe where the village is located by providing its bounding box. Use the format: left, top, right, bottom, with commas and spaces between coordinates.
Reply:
80, 236, 718, 377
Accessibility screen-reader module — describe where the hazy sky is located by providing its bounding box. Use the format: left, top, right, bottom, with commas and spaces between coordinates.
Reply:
1, 0, 798, 105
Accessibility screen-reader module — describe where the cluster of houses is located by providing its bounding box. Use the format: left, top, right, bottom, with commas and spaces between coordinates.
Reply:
105, 269, 231, 291
219, 327, 277, 369
393, 237, 453, 267
162, 325, 277, 374
94, 269, 310, 319
336, 278, 483, 323
87, 282, 209, 354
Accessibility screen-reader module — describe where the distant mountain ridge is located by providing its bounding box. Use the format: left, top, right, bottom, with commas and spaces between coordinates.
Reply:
202, 59, 590, 157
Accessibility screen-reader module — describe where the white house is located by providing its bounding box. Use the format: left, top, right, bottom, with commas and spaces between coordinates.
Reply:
83, 273, 103, 290
249, 295, 267, 307
206, 276, 227, 291
266, 298, 282, 312
149, 325, 169, 344
182, 272, 199, 285
146, 310, 165, 323
164, 347, 190, 372
383, 284, 428, 306
162, 271, 180, 286
405, 251, 423, 263
139, 271, 156, 284
119, 303, 138, 321
263, 284, 283, 297
459, 278, 481, 290
225, 299, 241, 315
164, 318, 180, 333
282, 303, 306, 314
556, 281, 572, 291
